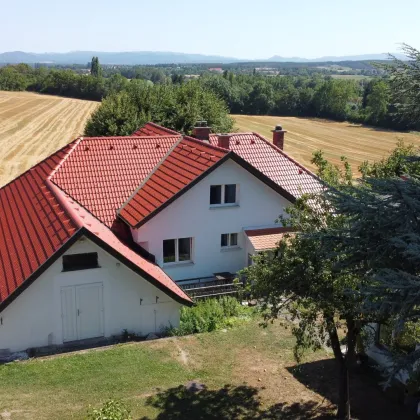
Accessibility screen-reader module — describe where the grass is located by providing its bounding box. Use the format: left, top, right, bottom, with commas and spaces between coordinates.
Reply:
0, 320, 412, 419
233, 115, 420, 175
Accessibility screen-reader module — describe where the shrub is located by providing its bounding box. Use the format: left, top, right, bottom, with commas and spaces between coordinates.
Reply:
87, 399, 131, 420
167, 296, 253, 336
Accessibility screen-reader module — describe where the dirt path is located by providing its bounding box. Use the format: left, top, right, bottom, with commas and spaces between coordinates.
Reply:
0, 91, 99, 187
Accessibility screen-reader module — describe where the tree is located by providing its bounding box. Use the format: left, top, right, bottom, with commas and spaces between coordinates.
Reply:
84, 80, 234, 136
359, 140, 420, 178
90, 56, 102, 78
243, 188, 366, 419
364, 79, 390, 124
323, 172, 420, 384
84, 90, 141, 136
383, 44, 420, 129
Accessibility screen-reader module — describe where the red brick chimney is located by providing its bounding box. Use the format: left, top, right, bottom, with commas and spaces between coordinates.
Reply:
192, 121, 211, 141
217, 133, 230, 149
272, 124, 287, 150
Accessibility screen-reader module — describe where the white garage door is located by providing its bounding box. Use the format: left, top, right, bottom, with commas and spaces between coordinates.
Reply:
61, 283, 104, 342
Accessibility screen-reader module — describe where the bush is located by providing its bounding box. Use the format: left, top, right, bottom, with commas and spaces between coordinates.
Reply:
167, 296, 253, 336
87, 399, 131, 420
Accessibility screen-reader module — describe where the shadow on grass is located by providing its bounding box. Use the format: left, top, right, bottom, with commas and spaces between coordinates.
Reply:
287, 359, 414, 420
140, 384, 334, 420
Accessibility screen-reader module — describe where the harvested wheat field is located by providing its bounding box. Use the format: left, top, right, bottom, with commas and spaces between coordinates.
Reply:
234, 115, 420, 174
0, 91, 99, 187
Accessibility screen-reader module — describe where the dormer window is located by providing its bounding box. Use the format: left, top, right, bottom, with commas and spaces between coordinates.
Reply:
210, 184, 237, 206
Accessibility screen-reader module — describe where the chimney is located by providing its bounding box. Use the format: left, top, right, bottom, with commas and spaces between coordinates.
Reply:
192, 120, 211, 141
217, 133, 230, 149
272, 124, 287, 150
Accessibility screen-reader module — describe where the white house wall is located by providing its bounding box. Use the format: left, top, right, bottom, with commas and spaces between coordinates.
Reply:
133, 159, 292, 281
0, 238, 181, 353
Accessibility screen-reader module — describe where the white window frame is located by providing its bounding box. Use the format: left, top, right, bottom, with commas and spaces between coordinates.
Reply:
163, 237, 193, 265
221, 232, 239, 249
210, 184, 238, 207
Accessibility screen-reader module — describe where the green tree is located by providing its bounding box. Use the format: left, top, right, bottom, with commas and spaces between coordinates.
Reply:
383, 44, 420, 129
90, 56, 102, 78
84, 90, 141, 136
364, 79, 390, 124
323, 171, 420, 385
359, 140, 420, 178
243, 190, 366, 419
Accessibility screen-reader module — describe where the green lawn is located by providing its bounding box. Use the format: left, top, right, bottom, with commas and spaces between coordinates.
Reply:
0, 321, 412, 419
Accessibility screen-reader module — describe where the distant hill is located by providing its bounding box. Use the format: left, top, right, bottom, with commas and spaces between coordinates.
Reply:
0, 50, 408, 65
0, 51, 242, 65
267, 53, 407, 62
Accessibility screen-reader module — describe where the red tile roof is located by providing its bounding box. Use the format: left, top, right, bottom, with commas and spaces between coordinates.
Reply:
119, 137, 229, 228
209, 133, 323, 197
0, 122, 323, 310
0, 141, 192, 310
0, 145, 78, 305
132, 122, 179, 137
245, 227, 295, 251
51, 135, 181, 227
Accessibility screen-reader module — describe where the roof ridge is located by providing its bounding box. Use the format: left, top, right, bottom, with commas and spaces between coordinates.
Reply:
146, 122, 179, 135
251, 132, 321, 180
82, 135, 180, 140
48, 137, 83, 180
183, 135, 233, 153
117, 135, 184, 217
45, 179, 84, 229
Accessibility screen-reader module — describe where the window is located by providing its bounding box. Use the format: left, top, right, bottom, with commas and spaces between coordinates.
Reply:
163, 238, 192, 264
221, 233, 238, 248
62, 252, 99, 271
210, 184, 237, 205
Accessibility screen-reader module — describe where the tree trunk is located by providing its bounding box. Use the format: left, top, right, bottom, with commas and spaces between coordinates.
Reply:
337, 360, 351, 420
326, 316, 351, 420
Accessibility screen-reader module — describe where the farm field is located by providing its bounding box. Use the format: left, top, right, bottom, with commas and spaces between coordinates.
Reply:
0, 91, 99, 187
233, 115, 420, 174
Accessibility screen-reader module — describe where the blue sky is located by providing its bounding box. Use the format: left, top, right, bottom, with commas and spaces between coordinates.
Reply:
1, 0, 419, 58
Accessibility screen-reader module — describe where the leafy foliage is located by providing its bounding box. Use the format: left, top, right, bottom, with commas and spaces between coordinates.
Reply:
85, 80, 234, 136
87, 399, 131, 420
167, 297, 252, 336
359, 140, 420, 178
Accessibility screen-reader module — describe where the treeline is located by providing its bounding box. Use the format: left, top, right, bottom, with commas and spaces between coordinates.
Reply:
199, 72, 411, 129
1, 46, 420, 133
0, 64, 130, 101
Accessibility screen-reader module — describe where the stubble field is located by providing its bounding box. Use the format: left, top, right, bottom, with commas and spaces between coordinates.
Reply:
0, 91, 99, 187
233, 115, 420, 174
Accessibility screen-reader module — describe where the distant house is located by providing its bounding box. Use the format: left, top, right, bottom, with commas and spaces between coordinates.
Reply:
208, 67, 223, 73
0, 121, 322, 355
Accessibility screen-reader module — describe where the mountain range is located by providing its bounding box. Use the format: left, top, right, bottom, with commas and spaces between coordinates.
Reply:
0, 51, 407, 65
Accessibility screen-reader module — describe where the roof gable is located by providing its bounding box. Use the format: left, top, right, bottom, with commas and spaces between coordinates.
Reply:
209, 133, 323, 197
50, 135, 180, 227
118, 137, 229, 228
0, 139, 193, 311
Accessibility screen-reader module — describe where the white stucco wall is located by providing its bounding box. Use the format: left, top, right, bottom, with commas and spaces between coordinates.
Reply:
0, 238, 182, 353
133, 158, 292, 281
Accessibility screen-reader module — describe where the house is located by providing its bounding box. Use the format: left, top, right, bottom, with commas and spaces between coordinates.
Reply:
0, 121, 322, 355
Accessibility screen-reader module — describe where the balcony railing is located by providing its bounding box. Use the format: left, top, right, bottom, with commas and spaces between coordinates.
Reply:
177, 272, 243, 299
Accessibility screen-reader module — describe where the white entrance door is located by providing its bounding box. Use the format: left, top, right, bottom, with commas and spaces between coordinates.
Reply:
61, 283, 104, 342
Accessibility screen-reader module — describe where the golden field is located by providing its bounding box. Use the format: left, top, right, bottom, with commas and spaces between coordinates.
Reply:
233, 114, 420, 174
0, 91, 99, 187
